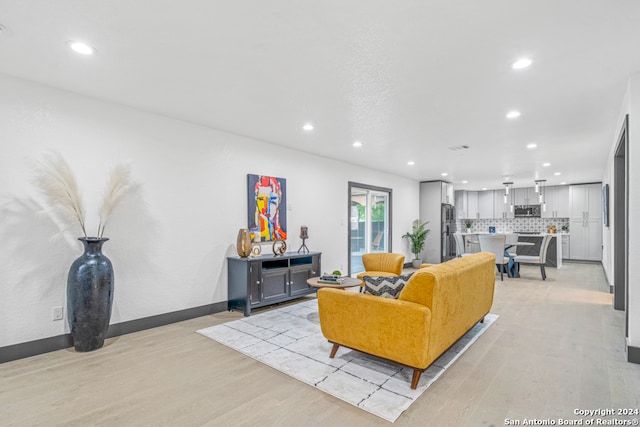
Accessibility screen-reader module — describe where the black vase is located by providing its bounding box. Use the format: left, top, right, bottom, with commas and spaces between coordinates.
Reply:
67, 237, 114, 352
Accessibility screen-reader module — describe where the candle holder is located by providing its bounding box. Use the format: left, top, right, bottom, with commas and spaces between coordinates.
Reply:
298, 225, 309, 254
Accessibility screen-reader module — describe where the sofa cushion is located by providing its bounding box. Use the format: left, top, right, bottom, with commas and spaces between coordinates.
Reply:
363, 273, 414, 298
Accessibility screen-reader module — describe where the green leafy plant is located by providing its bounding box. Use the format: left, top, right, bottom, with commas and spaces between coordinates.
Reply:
465, 220, 473, 229
402, 220, 430, 260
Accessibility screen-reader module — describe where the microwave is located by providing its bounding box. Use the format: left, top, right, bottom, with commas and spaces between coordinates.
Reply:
514, 205, 541, 217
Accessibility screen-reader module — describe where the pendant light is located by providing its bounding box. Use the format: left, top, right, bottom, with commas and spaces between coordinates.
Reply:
503, 182, 514, 212
535, 180, 547, 210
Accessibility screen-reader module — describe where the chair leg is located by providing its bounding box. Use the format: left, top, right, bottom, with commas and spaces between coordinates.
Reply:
411, 369, 423, 389
499, 264, 503, 281
329, 343, 340, 358
540, 264, 546, 280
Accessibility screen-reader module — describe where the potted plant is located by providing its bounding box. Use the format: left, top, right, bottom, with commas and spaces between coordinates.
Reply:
402, 220, 430, 268
465, 221, 473, 233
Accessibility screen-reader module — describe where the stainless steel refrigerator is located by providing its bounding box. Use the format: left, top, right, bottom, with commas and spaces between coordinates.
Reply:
419, 181, 458, 264
441, 204, 457, 262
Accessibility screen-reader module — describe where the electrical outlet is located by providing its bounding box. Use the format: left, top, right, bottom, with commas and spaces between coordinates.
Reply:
52, 306, 63, 321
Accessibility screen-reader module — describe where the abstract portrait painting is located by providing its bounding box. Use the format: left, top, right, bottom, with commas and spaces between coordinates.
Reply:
247, 174, 287, 242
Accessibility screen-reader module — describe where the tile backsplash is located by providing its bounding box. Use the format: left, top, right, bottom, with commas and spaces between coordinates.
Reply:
458, 217, 570, 234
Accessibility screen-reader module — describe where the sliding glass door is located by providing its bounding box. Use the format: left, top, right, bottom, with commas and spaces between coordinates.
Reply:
348, 182, 392, 276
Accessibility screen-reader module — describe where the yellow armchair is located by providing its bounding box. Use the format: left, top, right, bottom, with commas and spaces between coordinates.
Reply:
356, 252, 405, 281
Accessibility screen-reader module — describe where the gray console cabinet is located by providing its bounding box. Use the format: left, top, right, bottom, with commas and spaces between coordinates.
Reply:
227, 252, 321, 316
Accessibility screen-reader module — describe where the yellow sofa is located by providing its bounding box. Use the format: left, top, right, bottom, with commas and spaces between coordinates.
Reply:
317, 252, 496, 389
355, 252, 405, 281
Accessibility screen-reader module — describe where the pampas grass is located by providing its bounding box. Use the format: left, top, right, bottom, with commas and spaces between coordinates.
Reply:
34, 151, 133, 238
34, 151, 87, 238
98, 163, 132, 238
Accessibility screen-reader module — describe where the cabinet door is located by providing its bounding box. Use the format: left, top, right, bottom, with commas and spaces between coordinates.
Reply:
562, 235, 570, 259
261, 268, 289, 303
249, 262, 262, 306
455, 190, 467, 219
467, 191, 479, 218
587, 183, 602, 220
541, 186, 555, 218
554, 185, 570, 217
289, 265, 313, 297
441, 182, 454, 204
570, 185, 588, 219
478, 191, 494, 219
568, 220, 587, 259
514, 188, 529, 205
586, 221, 603, 260
494, 189, 513, 218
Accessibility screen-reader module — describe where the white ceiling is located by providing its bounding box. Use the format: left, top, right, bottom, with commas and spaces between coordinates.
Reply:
1, 1, 639, 191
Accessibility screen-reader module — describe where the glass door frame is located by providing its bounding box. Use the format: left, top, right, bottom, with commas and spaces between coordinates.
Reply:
347, 182, 393, 276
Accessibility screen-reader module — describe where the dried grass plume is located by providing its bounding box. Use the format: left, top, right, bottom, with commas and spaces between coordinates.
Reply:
98, 163, 132, 238
34, 151, 87, 237
34, 151, 134, 238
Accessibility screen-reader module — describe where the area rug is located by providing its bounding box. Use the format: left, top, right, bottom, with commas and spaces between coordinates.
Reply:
197, 299, 498, 423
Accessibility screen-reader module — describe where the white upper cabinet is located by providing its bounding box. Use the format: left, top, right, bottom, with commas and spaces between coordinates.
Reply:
541, 185, 569, 218
442, 182, 454, 205
493, 189, 514, 219
454, 190, 466, 219
514, 187, 536, 205
477, 190, 494, 219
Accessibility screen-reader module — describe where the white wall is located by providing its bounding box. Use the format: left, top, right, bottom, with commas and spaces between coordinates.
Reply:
603, 72, 639, 354
0, 74, 419, 348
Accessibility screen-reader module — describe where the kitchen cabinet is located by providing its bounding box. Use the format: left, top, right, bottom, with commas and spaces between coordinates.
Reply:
494, 189, 514, 219
441, 182, 454, 205
542, 185, 570, 218
514, 187, 536, 205
477, 191, 494, 219
568, 184, 602, 261
466, 191, 478, 218
228, 252, 321, 316
455, 190, 466, 218
454, 190, 492, 219
561, 234, 570, 259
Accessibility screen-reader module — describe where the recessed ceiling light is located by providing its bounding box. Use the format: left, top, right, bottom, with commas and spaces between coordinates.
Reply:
441, 172, 448, 177
407, 161, 415, 166
512, 58, 532, 69
482, 187, 487, 191
352, 141, 362, 148
554, 172, 561, 176
302, 123, 314, 131
69, 41, 95, 55
506, 111, 521, 119
462, 180, 468, 184
560, 182, 567, 185
542, 162, 551, 167
527, 143, 537, 149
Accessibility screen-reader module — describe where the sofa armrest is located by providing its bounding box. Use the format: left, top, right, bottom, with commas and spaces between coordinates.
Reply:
317, 288, 432, 369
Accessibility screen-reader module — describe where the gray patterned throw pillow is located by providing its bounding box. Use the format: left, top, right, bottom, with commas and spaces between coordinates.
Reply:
362, 273, 414, 299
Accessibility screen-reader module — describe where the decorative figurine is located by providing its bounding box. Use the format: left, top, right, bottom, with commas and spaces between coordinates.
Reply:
298, 225, 309, 254
272, 239, 287, 256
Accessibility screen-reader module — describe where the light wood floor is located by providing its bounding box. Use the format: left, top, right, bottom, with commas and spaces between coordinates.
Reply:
2, 262, 639, 426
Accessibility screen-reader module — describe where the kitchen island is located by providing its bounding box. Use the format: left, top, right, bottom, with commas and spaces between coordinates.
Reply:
462, 233, 566, 268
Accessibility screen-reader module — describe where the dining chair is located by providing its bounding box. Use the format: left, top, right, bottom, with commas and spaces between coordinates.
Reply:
453, 232, 472, 257
513, 234, 553, 280
478, 234, 510, 281
505, 233, 519, 257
